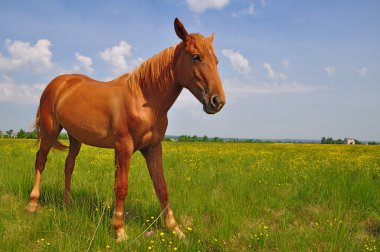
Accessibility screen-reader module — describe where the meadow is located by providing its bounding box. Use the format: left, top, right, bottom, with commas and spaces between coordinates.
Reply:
0, 139, 379, 251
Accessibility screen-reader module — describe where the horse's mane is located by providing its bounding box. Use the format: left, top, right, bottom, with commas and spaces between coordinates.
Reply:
117, 45, 178, 93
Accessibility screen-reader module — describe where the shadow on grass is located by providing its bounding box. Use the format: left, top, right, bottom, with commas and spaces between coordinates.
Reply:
32, 185, 164, 229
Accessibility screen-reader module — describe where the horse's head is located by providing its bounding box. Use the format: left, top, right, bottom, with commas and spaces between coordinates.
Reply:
173, 18, 226, 114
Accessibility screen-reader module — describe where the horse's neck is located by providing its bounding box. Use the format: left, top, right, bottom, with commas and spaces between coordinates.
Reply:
126, 45, 183, 114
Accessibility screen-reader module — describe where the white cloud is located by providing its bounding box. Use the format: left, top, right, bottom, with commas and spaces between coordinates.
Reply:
224, 79, 328, 97
357, 67, 368, 77
174, 89, 197, 108
263, 63, 287, 80
74, 52, 93, 73
325, 67, 336, 77
232, 0, 255, 17
0, 74, 45, 104
222, 49, 250, 74
260, 0, 267, 7
100, 41, 143, 76
0, 39, 53, 73
247, 1, 255, 15
186, 0, 229, 14
282, 59, 290, 68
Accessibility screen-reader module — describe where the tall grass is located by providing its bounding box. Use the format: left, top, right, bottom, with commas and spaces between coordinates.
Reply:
0, 139, 379, 251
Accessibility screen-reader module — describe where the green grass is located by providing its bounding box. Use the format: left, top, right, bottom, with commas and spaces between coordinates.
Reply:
0, 139, 379, 251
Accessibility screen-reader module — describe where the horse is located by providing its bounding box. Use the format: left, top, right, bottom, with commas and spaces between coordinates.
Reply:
26, 18, 226, 242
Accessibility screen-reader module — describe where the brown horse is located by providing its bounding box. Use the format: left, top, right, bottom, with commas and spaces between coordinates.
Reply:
26, 18, 226, 242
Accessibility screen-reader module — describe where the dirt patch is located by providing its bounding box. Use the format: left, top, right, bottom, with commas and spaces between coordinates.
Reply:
0, 193, 18, 204
364, 217, 380, 236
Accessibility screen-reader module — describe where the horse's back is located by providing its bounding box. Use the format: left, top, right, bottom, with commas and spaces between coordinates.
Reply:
40, 74, 90, 103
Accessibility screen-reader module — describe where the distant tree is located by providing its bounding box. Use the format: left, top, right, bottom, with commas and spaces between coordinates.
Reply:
178, 135, 188, 142
26, 131, 38, 139
336, 139, 343, 144
17, 129, 27, 138
202, 135, 208, 142
354, 139, 362, 145
212, 137, 224, 142
321, 137, 327, 144
6, 129, 13, 138
59, 133, 68, 140
326, 137, 334, 144
368, 141, 378, 145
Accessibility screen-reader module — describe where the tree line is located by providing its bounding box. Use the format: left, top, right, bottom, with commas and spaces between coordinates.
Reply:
2, 130, 378, 145
165, 135, 265, 143
321, 137, 378, 145
0, 129, 68, 139
165, 135, 225, 142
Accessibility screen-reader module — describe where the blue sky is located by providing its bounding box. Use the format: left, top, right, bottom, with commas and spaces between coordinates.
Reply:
0, 0, 379, 140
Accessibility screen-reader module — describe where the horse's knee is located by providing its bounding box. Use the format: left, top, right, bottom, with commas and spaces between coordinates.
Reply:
112, 211, 123, 228
114, 187, 128, 200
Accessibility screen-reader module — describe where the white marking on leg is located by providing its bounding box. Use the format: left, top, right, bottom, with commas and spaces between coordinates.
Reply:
114, 211, 123, 217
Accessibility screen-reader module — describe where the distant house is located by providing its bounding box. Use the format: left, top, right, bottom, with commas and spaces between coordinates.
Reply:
0, 131, 17, 138
344, 138, 355, 145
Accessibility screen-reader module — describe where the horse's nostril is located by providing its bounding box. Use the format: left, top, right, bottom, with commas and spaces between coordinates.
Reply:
211, 95, 219, 108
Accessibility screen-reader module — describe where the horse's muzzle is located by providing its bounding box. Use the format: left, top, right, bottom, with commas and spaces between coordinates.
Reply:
203, 94, 225, 114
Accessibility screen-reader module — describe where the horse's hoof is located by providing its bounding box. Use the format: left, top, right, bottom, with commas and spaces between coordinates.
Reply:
25, 202, 38, 213
115, 228, 128, 243
174, 227, 185, 239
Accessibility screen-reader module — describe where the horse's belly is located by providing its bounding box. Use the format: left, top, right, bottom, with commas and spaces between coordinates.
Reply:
70, 128, 115, 148
58, 110, 115, 148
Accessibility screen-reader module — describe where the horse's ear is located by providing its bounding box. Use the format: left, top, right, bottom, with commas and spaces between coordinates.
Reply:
207, 33, 215, 43
174, 18, 188, 41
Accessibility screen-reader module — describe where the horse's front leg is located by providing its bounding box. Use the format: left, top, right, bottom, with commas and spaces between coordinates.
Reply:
112, 140, 133, 243
141, 143, 184, 238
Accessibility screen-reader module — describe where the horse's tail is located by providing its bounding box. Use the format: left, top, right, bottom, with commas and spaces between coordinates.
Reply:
33, 106, 41, 146
33, 105, 68, 151
52, 139, 68, 151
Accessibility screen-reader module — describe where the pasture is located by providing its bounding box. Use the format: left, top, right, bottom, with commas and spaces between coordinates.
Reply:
0, 139, 379, 251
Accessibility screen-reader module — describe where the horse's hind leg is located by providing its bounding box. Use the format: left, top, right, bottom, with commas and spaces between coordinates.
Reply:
26, 135, 57, 212
64, 135, 81, 206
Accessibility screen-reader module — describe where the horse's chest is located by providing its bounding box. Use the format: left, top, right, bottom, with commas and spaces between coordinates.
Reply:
134, 126, 161, 150
130, 116, 165, 150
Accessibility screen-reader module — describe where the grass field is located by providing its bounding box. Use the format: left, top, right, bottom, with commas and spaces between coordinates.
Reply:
0, 139, 379, 251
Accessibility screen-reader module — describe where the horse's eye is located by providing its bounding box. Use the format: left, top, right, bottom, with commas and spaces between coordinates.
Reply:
192, 54, 201, 62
